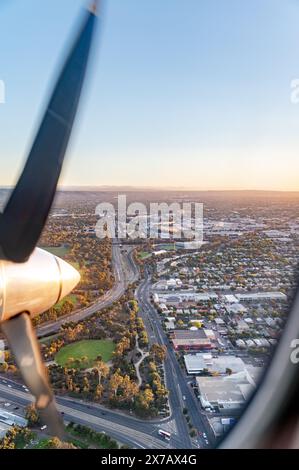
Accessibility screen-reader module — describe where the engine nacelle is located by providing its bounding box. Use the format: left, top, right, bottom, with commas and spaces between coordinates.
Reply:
0, 248, 80, 322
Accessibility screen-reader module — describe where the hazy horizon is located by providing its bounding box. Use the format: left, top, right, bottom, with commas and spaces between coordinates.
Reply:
1, 1, 299, 190
2, 185, 299, 194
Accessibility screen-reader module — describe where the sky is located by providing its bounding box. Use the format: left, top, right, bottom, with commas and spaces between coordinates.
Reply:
1, 0, 299, 190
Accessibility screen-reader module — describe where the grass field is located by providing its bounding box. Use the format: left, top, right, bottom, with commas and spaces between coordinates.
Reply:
55, 294, 77, 309
43, 245, 70, 258
139, 251, 152, 260
55, 339, 116, 369
155, 243, 176, 251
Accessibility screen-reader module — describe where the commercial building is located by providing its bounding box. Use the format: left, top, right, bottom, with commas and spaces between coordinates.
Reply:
184, 353, 246, 375
154, 292, 218, 306
235, 292, 287, 302
173, 330, 214, 340
172, 329, 215, 351
196, 370, 258, 412
223, 294, 239, 304
175, 241, 203, 250
173, 338, 212, 351
165, 320, 175, 330
226, 303, 247, 315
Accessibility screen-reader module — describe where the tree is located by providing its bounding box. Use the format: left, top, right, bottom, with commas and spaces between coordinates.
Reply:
150, 344, 167, 363
139, 331, 149, 348
121, 375, 139, 402
108, 371, 123, 398
93, 359, 109, 385
0, 426, 34, 449
82, 376, 90, 394
94, 384, 104, 401
135, 388, 154, 414
114, 337, 131, 358
47, 437, 76, 449
0, 362, 8, 373
25, 404, 40, 427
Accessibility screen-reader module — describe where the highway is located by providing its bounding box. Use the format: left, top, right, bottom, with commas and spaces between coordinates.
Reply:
36, 243, 138, 337
0, 377, 186, 449
136, 270, 214, 449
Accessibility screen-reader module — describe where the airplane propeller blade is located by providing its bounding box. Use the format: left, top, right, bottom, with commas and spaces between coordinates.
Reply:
0, 1, 99, 263
1, 313, 64, 439
0, 1, 100, 438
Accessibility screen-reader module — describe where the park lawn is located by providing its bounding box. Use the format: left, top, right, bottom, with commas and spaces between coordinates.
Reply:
43, 245, 70, 258
55, 339, 116, 369
55, 294, 78, 309
139, 251, 152, 260
157, 243, 176, 251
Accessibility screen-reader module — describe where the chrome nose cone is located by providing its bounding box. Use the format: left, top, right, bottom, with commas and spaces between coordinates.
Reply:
0, 248, 81, 322
55, 257, 81, 302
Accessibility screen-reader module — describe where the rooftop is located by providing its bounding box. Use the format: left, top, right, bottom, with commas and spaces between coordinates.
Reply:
184, 354, 246, 374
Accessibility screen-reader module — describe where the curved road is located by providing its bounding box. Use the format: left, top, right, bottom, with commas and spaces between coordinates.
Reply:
36, 244, 138, 337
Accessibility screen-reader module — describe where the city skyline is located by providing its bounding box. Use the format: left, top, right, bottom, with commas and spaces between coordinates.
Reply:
1, 0, 299, 190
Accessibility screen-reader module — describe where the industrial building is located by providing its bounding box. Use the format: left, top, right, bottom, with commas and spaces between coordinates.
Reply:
196, 370, 257, 412
235, 292, 287, 302
184, 353, 246, 375
172, 329, 216, 351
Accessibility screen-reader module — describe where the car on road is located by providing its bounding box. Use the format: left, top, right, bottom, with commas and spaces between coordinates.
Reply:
203, 433, 207, 438
7, 385, 12, 388
40, 425, 47, 431
182, 395, 186, 401
4, 403, 10, 407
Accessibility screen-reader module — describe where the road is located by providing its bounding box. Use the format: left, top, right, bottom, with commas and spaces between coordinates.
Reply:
0, 377, 186, 449
136, 270, 214, 449
36, 243, 138, 337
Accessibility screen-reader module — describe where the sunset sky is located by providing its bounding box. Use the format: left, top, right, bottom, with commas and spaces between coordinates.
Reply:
1, 0, 299, 190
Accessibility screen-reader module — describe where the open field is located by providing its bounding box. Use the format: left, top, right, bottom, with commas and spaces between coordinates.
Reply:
156, 243, 176, 251
42, 245, 70, 258
55, 294, 78, 309
138, 251, 152, 260
55, 339, 116, 369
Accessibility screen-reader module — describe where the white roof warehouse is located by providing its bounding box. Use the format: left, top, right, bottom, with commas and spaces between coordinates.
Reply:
184, 353, 246, 375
